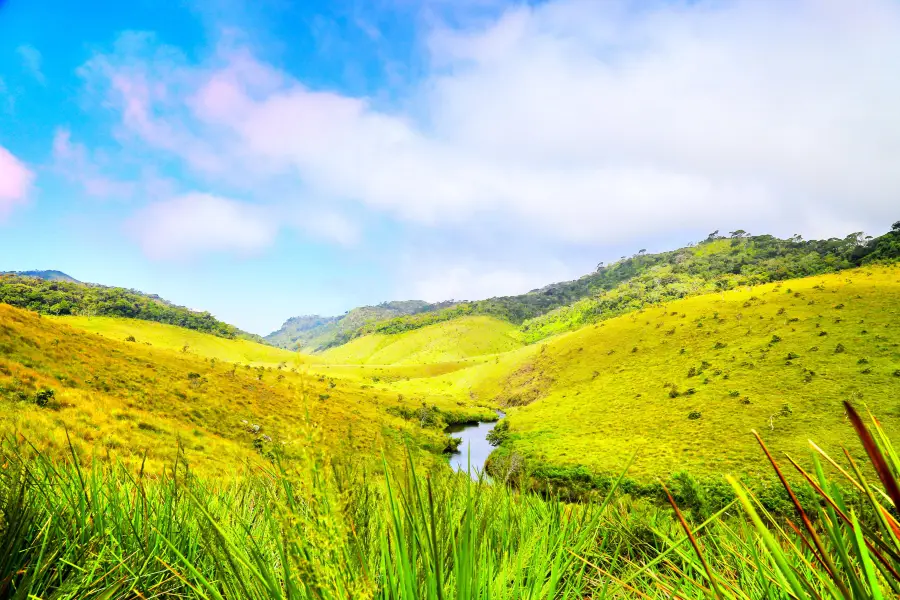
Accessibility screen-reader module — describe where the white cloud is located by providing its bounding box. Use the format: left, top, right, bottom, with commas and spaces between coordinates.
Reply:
16, 45, 45, 84
0, 145, 34, 220
81, 0, 900, 254
128, 192, 277, 260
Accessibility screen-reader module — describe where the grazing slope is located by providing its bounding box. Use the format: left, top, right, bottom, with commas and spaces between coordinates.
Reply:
320, 316, 524, 365
482, 266, 900, 481
0, 305, 480, 475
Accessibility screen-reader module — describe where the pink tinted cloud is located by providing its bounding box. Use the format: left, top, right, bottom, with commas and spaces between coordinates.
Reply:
0, 145, 34, 219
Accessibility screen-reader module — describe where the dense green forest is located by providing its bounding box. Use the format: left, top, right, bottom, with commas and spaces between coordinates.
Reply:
0, 274, 245, 339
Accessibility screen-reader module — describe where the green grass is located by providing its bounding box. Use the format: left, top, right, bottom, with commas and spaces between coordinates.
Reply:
4, 402, 900, 598
320, 316, 524, 365
479, 266, 900, 482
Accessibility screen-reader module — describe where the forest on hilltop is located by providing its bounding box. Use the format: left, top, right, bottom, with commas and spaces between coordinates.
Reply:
0, 274, 249, 339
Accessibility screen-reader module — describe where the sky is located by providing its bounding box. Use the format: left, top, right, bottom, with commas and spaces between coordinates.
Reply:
1, 0, 899, 335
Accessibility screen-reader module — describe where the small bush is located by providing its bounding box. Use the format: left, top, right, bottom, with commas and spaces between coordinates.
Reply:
770, 334, 782, 344
739, 396, 751, 405
834, 303, 844, 309
687, 411, 702, 420
668, 387, 680, 399
728, 390, 740, 397
818, 330, 828, 336
687, 366, 697, 378
835, 343, 846, 354
33, 387, 55, 408
713, 341, 727, 349
893, 369, 900, 377
857, 358, 869, 365
786, 352, 800, 360
125, 335, 136, 342
861, 368, 872, 375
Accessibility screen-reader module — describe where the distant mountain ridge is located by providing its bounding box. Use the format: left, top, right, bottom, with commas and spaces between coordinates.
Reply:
3, 270, 80, 283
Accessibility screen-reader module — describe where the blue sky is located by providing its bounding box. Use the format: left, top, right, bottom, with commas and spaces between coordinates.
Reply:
1, 0, 899, 334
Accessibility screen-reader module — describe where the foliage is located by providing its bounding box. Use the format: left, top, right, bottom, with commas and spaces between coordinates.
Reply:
0, 274, 246, 339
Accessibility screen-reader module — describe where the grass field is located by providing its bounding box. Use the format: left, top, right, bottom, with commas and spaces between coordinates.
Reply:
483, 266, 900, 482
320, 316, 524, 365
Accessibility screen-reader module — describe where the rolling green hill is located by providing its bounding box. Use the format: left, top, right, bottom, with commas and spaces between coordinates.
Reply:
478, 266, 900, 486
320, 316, 524, 365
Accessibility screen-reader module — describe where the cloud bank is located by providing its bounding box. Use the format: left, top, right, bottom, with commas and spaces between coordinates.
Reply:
73, 0, 900, 300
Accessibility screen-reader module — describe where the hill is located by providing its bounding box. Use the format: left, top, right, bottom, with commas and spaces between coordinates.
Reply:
0, 273, 254, 340
2, 269, 80, 282
320, 316, 524, 365
271, 222, 900, 353
476, 266, 900, 487
266, 300, 453, 351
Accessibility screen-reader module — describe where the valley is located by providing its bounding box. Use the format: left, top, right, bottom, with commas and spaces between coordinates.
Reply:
3, 226, 900, 597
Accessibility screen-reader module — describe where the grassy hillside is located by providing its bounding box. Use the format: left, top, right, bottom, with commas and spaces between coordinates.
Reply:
481, 266, 900, 483
320, 316, 524, 365
0, 305, 495, 476
53, 315, 312, 368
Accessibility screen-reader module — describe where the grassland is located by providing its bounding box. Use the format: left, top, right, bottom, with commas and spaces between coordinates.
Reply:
320, 316, 524, 365
1, 306, 496, 476
482, 266, 900, 483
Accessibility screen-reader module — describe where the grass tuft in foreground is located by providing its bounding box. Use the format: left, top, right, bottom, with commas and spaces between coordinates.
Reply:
3, 403, 900, 598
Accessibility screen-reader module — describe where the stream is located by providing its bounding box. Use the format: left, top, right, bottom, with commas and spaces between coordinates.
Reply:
446, 411, 505, 478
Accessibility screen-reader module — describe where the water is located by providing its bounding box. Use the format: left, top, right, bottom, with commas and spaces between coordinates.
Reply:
446, 411, 505, 478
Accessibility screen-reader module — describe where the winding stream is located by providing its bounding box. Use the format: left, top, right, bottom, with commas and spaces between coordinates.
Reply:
446, 411, 505, 478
